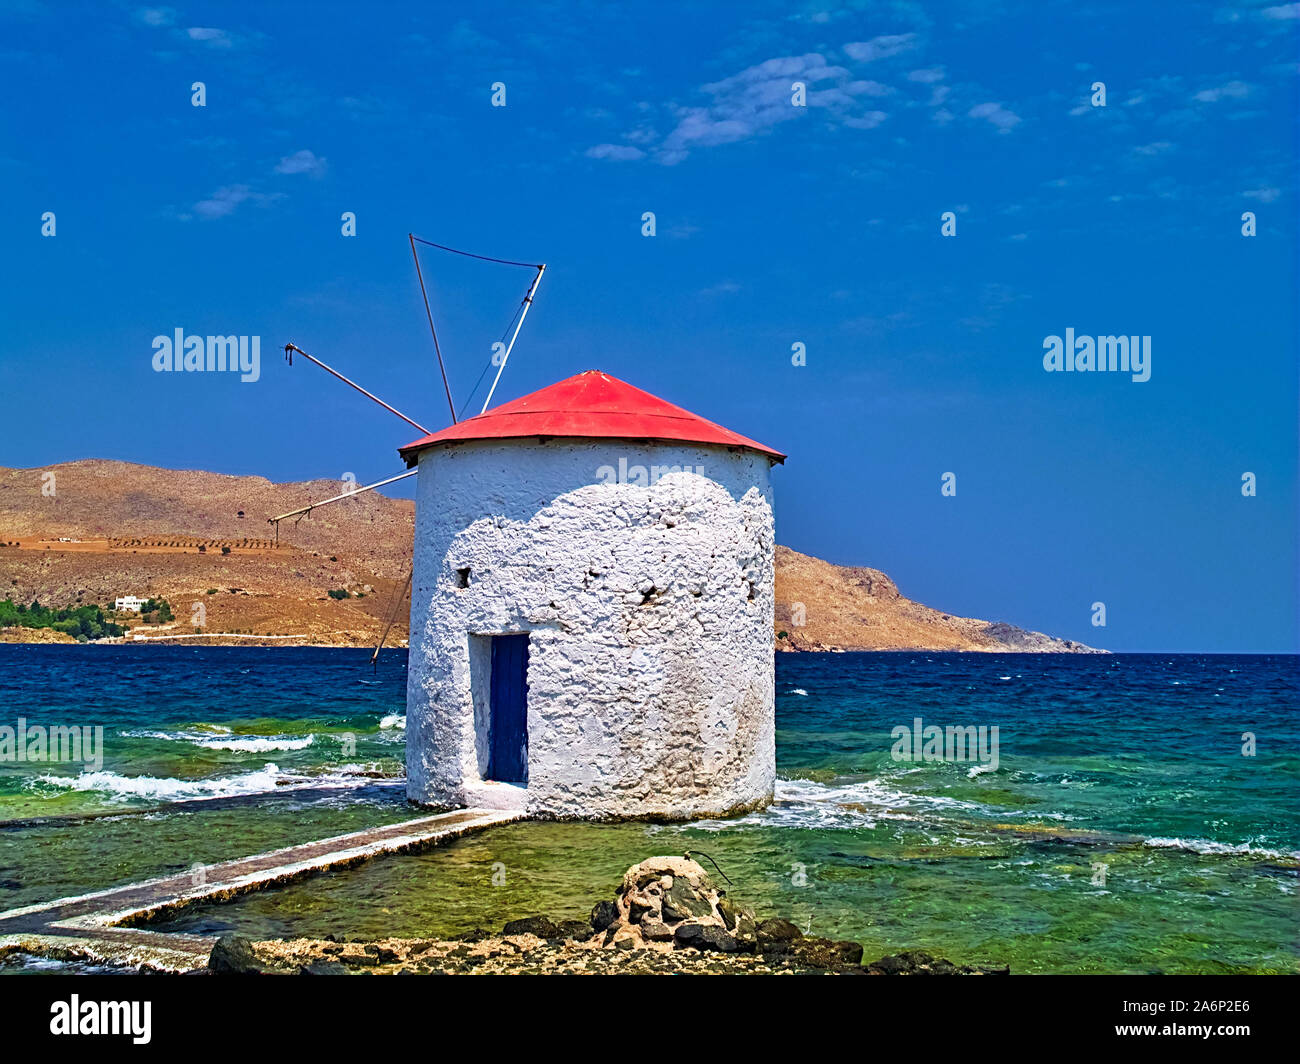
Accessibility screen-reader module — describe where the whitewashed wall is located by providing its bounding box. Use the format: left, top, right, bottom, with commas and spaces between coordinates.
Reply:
404, 437, 776, 820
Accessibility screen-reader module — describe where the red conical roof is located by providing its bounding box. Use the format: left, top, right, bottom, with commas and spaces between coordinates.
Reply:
399, 370, 785, 466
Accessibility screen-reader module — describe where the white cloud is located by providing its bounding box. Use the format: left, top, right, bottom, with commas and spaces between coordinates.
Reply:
844, 110, 888, 129
844, 34, 917, 62
186, 26, 234, 48
193, 185, 253, 219
191, 185, 280, 220
585, 143, 645, 161
135, 7, 175, 26
274, 149, 328, 177
1261, 3, 1300, 18
907, 67, 944, 83
653, 53, 892, 162
1244, 187, 1282, 202
968, 101, 1020, 131
1193, 80, 1251, 103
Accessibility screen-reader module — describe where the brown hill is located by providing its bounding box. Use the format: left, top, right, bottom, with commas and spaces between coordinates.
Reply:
0, 459, 411, 575
0, 460, 413, 647
773, 546, 1098, 652
0, 460, 1097, 652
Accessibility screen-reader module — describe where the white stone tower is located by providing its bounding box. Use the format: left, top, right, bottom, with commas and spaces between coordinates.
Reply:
398, 370, 784, 820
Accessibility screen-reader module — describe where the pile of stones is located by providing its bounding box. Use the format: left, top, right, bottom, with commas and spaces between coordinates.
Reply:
587, 855, 864, 967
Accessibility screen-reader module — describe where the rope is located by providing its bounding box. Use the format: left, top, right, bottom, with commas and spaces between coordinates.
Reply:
408, 234, 544, 421
684, 849, 732, 887
370, 565, 413, 669
410, 235, 543, 270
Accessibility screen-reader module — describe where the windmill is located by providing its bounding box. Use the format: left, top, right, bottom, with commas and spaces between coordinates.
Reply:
269, 235, 546, 665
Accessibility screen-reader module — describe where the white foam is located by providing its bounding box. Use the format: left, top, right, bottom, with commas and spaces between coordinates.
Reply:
122, 728, 315, 753
1143, 836, 1300, 861
379, 714, 406, 730
198, 735, 315, 752
38, 763, 290, 801
788, 688, 809, 696
697, 775, 986, 831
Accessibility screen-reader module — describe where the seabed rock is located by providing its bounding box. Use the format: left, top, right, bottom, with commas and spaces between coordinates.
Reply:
865, 949, 1010, 976
589, 899, 619, 932
755, 917, 803, 952
208, 934, 278, 975
502, 915, 560, 939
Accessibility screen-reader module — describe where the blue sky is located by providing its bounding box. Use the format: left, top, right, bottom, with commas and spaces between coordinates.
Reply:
1, 0, 1296, 652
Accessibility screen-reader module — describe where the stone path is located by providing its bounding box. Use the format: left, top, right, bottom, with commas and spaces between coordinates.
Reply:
0, 807, 523, 972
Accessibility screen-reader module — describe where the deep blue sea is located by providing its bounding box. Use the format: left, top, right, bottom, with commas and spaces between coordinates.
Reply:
0, 646, 1296, 973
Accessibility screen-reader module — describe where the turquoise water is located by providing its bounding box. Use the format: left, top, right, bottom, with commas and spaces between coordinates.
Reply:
1, 646, 1296, 973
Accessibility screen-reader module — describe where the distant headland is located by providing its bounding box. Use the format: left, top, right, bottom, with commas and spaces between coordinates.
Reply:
0, 460, 1100, 653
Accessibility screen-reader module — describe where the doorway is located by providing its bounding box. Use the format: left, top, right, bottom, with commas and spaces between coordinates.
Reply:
486, 633, 529, 783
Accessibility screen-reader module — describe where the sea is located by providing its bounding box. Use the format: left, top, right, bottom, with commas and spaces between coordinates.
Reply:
0, 645, 1295, 974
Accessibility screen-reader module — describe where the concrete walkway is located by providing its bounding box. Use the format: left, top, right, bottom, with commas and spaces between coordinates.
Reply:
0, 807, 523, 972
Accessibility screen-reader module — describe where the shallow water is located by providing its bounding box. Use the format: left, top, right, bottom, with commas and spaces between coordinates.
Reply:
1, 646, 1296, 973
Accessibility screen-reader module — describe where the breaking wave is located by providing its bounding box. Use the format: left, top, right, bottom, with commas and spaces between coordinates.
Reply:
1143, 836, 1300, 861
35, 762, 391, 803
123, 728, 316, 753
698, 775, 988, 831
38, 763, 293, 802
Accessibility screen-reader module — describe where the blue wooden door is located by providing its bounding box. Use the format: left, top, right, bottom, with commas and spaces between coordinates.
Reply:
487, 634, 529, 783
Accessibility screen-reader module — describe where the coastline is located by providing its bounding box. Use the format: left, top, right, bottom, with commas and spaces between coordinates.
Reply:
213, 932, 1008, 976
0, 629, 1103, 653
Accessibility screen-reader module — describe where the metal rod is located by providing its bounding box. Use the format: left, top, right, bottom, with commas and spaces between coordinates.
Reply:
370, 565, 414, 666
481, 264, 545, 415
410, 233, 458, 425
283, 344, 431, 435
268, 470, 418, 525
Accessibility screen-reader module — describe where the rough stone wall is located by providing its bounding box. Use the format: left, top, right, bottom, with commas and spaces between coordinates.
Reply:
405, 438, 776, 820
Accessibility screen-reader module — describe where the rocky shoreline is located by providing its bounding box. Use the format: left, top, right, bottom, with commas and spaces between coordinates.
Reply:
209, 856, 1010, 976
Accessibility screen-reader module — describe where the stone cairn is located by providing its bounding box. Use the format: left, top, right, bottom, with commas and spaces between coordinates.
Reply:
584, 855, 865, 967
595, 856, 756, 953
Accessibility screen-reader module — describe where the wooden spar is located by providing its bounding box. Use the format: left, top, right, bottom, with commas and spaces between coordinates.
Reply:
267, 470, 417, 526
410, 234, 458, 425
283, 343, 431, 435
481, 264, 546, 415
370, 564, 414, 666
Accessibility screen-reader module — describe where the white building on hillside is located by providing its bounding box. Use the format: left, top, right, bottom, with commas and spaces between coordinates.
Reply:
114, 596, 147, 612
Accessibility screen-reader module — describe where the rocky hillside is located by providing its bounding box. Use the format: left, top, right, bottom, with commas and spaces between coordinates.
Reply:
0, 460, 1097, 651
0, 459, 412, 577
0, 460, 413, 647
775, 545, 1098, 652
